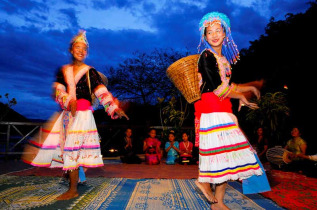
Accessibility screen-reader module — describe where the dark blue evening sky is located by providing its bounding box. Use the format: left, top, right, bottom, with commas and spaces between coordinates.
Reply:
0, 0, 312, 120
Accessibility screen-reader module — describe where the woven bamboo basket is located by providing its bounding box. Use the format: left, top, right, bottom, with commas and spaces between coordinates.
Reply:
166, 54, 201, 103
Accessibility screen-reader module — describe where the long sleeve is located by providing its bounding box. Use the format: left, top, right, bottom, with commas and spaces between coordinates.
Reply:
94, 85, 119, 119
88, 68, 120, 119
53, 69, 73, 110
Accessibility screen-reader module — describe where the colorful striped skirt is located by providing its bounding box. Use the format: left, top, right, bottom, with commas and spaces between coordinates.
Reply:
22, 110, 104, 171
198, 112, 262, 184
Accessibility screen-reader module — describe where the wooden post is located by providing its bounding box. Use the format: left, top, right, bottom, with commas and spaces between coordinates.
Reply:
5, 124, 10, 161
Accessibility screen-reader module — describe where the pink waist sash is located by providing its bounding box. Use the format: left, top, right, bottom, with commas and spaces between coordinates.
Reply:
76, 99, 93, 112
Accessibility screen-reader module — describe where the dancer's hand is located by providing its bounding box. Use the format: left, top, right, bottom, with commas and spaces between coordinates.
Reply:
69, 99, 77, 117
114, 109, 129, 120
238, 95, 259, 111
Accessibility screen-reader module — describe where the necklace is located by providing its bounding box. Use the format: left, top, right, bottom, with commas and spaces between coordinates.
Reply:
183, 141, 189, 151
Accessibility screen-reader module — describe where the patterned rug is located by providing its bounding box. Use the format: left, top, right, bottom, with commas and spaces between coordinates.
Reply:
0, 175, 282, 210
261, 169, 317, 210
8, 162, 199, 179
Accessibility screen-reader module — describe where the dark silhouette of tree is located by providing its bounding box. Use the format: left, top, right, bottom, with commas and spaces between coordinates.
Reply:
234, 1, 317, 88
0, 93, 17, 121
233, 0, 317, 151
106, 48, 189, 105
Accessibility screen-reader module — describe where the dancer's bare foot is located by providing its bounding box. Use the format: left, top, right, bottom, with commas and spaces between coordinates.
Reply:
56, 190, 79, 200
211, 203, 230, 210
195, 180, 217, 203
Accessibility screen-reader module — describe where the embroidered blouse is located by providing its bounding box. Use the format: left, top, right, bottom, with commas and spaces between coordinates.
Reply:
198, 49, 235, 100
54, 66, 119, 118
179, 141, 193, 155
56, 67, 103, 103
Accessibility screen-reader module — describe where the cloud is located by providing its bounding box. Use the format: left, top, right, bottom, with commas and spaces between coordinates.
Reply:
268, 0, 312, 20
59, 8, 79, 29
78, 6, 155, 32
0, 0, 47, 14
0, 0, 312, 119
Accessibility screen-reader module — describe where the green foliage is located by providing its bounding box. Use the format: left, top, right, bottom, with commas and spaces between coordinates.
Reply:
157, 93, 189, 139
246, 92, 289, 141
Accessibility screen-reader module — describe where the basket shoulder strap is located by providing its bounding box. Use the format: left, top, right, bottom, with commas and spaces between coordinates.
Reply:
86, 70, 91, 95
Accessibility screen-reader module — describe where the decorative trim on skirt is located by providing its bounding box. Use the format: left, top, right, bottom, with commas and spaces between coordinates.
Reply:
198, 112, 262, 184
22, 110, 104, 171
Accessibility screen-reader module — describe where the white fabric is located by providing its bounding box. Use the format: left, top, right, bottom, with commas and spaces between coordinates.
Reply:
31, 110, 103, 170
198, 112, 262, 184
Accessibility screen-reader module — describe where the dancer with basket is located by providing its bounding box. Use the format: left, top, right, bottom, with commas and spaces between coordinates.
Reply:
167, 12, 270, 209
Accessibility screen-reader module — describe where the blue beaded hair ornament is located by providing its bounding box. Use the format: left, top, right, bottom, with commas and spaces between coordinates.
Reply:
198, 12, 239, 64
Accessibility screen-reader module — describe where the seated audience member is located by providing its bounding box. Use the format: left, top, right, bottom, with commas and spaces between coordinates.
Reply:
119, 128, 142, 164
283, 126, 313, 174
285, 126, 307, 161
143, 128, 161, 165
179, 132, 194, 165
255, 127, 269, 162
165, 131, 180, 165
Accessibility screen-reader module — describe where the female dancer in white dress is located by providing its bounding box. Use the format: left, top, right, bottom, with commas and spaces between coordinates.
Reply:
193, 12, 268, 209
23, 31, 128, 200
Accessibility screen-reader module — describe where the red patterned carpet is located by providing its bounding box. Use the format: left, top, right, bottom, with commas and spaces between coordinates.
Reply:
6, 160, 317, 210
261, 165, 317, 210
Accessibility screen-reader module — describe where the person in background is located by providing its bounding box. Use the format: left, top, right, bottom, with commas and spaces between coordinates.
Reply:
165, 131, 180, 164
179, 132, 194, 165
143, 128, 161, 165
284, 126, 307, 161
255, 127, 269, 162
284, 126, 309, 173
119, 128, 142, 164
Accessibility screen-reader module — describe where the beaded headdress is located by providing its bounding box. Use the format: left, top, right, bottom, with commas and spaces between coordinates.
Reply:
70, 30, 89, 47
198, 12, 239, 64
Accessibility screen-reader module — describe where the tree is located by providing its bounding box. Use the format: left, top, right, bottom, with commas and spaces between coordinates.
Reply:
0, 93, 17, 121
232, 1, 317, 149
107, 48, 189, 105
